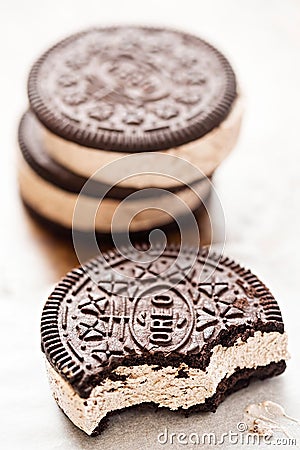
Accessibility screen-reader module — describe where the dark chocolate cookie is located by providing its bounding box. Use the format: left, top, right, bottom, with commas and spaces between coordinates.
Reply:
41, 245, 287, 435
18, 110, 209, 199
28, 26, 237, 151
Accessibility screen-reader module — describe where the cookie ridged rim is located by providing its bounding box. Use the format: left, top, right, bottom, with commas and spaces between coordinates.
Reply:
41, 246, 283, 396
28, 26, 237, 152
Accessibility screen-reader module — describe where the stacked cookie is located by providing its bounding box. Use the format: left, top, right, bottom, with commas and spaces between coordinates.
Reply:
18, 26, 242, 236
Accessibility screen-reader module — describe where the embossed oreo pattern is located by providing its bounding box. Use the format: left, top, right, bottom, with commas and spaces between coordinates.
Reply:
29, 27, 236, 151
41, 246, 283, 397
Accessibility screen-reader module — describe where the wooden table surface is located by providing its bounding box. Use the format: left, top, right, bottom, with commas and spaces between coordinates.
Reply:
1, 1, 300, 448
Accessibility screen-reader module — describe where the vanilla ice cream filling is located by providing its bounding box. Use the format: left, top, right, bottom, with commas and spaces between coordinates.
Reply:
18, 154, 210, 232
46, 331, 288, 435
42, 95, 243, 187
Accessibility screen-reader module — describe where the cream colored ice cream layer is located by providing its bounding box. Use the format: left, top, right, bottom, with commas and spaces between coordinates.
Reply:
43, 95, 243, 188
46, 331, 288, 435
18, 153, 209, 233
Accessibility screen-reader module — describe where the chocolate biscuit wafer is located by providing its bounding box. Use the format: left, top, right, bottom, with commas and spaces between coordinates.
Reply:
28, 26, 242, 182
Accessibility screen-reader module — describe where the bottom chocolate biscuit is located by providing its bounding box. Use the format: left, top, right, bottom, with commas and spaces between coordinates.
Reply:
91, 360, 286, 436
21, 196, 209, 244
41, 246, 288, 435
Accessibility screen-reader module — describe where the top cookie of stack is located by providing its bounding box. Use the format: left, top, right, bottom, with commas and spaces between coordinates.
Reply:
18, 26, 242, 235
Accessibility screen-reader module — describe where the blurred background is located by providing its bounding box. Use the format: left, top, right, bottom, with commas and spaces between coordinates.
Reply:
1, 1, 300, 448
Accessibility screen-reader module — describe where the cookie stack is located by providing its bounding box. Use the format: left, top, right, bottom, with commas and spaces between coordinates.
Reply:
18, 26, 242, 236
